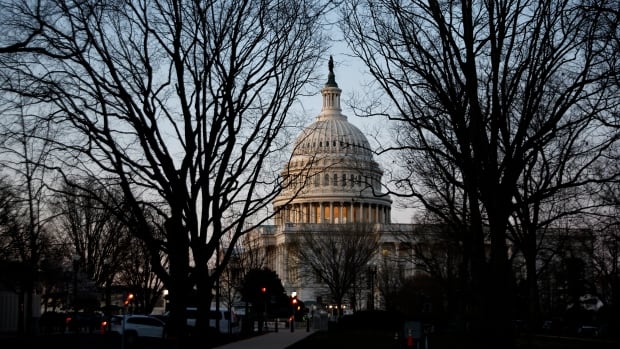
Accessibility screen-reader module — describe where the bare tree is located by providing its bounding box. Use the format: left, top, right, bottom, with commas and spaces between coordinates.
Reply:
507, 147, 611, 330
2, 0, 328, 341
375, 251, 405, 312
118, 227, 166, 314
0, 177, 20, 260
216, 250, 243, 334
51, 177, 164, 311
53, 179, 124, 281
0, 0, 47, 54
291, 222, 379, 318
218, 231, 270, 318
400, 223, 466, 317
585, 180, 620, 310
341, 0, 620, 346
0, 84, 58, 334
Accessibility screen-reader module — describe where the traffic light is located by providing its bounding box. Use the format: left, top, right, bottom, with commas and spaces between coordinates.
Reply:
261, 287, 267, 293
290, 295, 298, 333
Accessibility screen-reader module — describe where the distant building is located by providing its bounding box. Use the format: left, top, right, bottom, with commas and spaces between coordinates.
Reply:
243, 57, 417, 310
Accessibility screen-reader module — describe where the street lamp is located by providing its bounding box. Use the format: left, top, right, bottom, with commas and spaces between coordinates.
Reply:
162, 289, 169, 314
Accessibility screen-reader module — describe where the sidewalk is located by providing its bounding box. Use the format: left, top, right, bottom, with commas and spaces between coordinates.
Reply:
213, 328, 314, 349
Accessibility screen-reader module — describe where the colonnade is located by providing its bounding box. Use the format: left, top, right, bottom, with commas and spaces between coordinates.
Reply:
275, 201, 391, 225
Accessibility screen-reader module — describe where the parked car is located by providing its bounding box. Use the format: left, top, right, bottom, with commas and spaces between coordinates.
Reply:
160, 306, 240, 334
105, 314, 167, 343
577, 323, 606, 337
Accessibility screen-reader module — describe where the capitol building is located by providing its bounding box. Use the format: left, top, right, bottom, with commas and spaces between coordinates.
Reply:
243, 58, 417, 311
234, 58, 601, 326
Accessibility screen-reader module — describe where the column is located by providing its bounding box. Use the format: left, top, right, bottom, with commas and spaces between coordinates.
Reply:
329, 202, 334, 223
302, 203, 307, 223
360, 203, 364, 222
348, 202, 352, 223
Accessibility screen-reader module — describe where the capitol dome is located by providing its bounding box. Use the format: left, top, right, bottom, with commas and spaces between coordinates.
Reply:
273, 57, 392, 225
290, 107, 374, 161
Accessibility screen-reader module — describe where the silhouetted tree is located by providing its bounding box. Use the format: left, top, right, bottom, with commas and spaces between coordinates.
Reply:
239, 267, 287, 332
0, 86, 59, 334
1, 0, 328, 342
292, 223, 379, 318
342, 1, 619, 347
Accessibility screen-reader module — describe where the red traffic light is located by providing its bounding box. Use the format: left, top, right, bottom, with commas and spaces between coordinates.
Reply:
261, 287, 267, 293
291, 297, 298, 305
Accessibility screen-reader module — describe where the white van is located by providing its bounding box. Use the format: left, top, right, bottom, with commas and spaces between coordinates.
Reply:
185, 306, 240, 334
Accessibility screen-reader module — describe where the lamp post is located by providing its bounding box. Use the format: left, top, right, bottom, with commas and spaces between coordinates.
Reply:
103, 258, 112, 310
122, 293, 134, 349
368, 264, 376, 311
260, 287, 267, 333
72, 255, 81, 311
